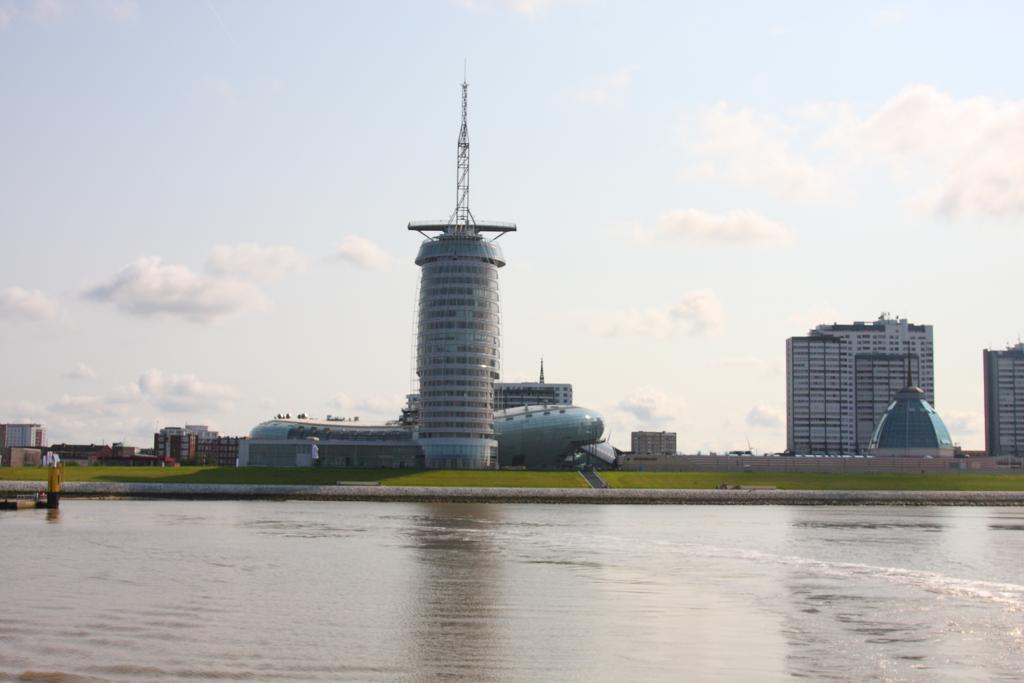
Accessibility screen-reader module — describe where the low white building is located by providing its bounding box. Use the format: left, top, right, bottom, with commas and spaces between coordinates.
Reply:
631, 431, 677, 456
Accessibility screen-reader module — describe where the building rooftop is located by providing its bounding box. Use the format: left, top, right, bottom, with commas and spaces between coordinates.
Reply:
249, 418, 400, 441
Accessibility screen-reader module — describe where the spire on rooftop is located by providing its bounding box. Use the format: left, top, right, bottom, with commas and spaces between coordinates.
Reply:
447, 74, 475, 235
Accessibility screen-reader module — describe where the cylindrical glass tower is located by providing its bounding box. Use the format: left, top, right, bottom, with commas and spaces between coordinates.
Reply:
409, 78, 514, 469
415, 236, 505, 468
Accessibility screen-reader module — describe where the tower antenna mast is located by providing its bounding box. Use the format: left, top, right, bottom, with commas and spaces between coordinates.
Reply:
448, 70, 475, 234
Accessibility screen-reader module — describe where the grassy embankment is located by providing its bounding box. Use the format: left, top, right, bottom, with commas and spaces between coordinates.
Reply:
0, 466, 588, 489
3, 467, 1024, 490
601, 471, 1024, 491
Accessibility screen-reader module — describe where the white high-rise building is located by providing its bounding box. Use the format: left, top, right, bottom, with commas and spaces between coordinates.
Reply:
786, 315, 934, 454
984, 343, 1024, 457
2, 423, 47, 448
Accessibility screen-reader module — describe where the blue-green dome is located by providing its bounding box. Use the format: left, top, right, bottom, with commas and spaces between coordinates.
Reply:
868, 387, 954, 451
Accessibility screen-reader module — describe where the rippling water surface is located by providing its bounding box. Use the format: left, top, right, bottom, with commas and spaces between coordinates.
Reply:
1, 501, 1022, 681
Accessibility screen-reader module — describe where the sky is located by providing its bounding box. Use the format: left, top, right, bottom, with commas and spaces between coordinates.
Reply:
2, 0, 1023, 452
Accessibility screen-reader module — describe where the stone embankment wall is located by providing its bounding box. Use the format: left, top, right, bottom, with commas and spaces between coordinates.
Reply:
621, 455, 1018, 474
2, 481, 1023, 506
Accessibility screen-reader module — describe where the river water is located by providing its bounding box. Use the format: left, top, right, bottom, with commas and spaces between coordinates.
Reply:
1, 501, 1022, 682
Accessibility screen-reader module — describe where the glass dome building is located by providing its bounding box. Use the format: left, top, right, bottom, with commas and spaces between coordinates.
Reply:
867, 386, 955, 457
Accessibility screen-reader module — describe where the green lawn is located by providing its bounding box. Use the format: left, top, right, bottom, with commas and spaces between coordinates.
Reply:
5, 467, 1024, 491
0, 466, 588, 489
602, 471, 1024, 491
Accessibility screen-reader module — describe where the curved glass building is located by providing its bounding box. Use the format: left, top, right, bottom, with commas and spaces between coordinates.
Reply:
408, 79, 515, 469
494, 405, 606, 468
238, 405, 612, 470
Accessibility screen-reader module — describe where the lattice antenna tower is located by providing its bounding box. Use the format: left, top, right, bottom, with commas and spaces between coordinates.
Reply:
447, 73, 476, 234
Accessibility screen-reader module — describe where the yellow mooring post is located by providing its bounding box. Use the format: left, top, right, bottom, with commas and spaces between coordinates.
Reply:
46, 463, 63, 509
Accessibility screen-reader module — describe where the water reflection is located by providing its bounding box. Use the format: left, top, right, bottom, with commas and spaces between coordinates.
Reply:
2, 502, 1023, 682
404, 504, 507, 682
45, 508, 60, 523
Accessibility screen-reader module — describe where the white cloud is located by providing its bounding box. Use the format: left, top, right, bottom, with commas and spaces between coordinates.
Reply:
681, 103, 832, 201
591, 307, 674, 339
3, 389, 174, 445
48, 393, 107, 416
326, 392, 402, 421
647, 208, 791, 246
0, 286, 58, 320
943, 410, 982, 440
670, 290, 725, 335
334, 236, 394, 272
354, 395, 404, 418
457, 0, 568, 16
85, 256, 267, 323
616, 387, 685, 428
65, 362, 97, 380
0, 399, 46, 421
0, 5, 15, 30
592, 290, 724, 338
787, 303, 841, 334
870, 6, 907, 30
850, 85, 1024, 217
199, 76, 242, 109
98, 0, 137, 21
131, 369, 238, 414
576, 67, 633, 106
206, 243, 306, 282
326, 392, 352, 411
0, 0, 137, 30
32, 0, 62, 21
718, 355, 768, 371
746, 403, 783, 429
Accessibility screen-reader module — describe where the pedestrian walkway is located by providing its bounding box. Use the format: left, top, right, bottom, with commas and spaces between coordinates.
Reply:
580, 470, 608, 489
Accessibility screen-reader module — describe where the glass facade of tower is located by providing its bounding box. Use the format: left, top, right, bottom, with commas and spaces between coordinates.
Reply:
415, 234, 506, 468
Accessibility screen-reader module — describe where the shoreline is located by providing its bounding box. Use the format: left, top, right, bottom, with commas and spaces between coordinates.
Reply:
3, 481, 1024, 505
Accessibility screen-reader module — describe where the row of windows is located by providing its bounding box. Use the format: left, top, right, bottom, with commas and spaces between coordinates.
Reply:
419, 366, 500, 378
421, 274, 497, 285
418, 379, 494, 389
420, 330, 499, 343
423, 263, 497, 276
421, 344, 499, 356
420, 441, 496, 458
423, 320, 499, 333
420, 388, 492, 398
420, 279, 497, 292
420, 285, 498, 297
415, 305, 495, 319
419, 432, 493, 440
420, 400, 492, 409
423, 409, 493, 418
420, 307, 498, 320
420, 361, 500, 372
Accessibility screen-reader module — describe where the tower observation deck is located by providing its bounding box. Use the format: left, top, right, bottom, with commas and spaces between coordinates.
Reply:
408, 78, 516, 469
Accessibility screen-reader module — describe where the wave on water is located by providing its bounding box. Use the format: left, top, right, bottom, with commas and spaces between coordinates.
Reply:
674, 543, 1024, 612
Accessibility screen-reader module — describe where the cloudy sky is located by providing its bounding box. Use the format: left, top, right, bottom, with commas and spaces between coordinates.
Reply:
2, 0, 1022, 451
